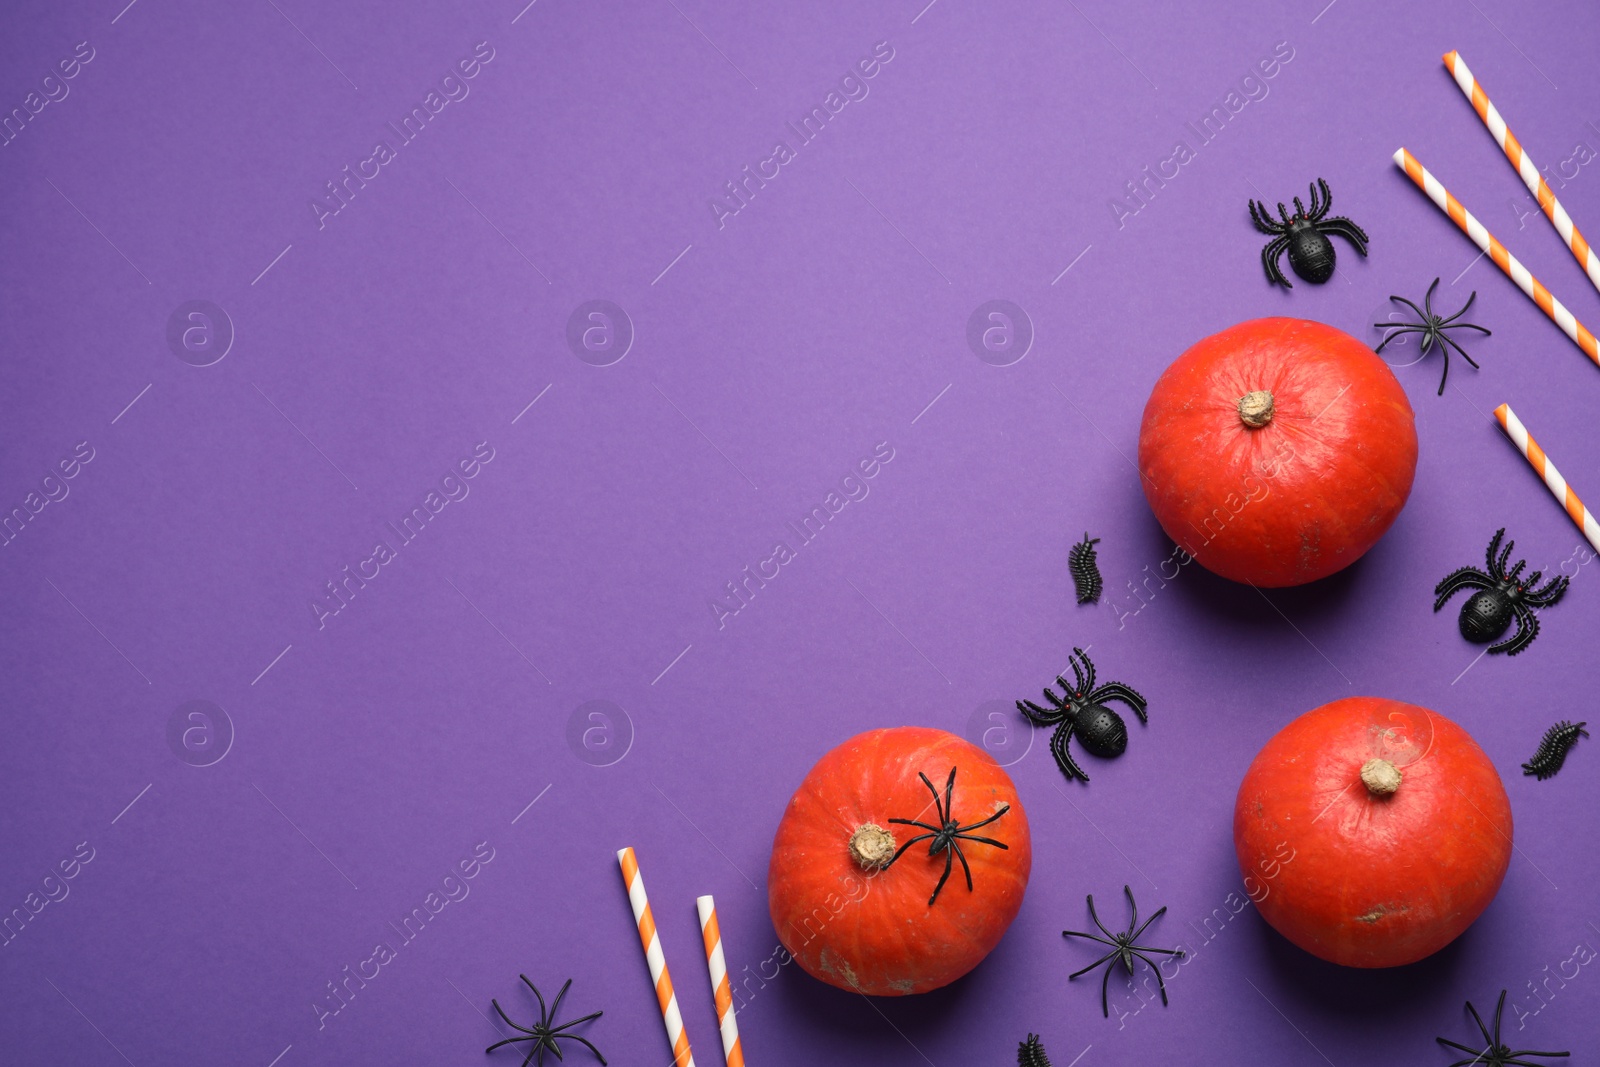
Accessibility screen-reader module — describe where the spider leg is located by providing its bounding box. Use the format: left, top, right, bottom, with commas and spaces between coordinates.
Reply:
1132, 951, 1174, 1004
1100, 958, 1116, 1017
1075, 648, 1097, 691
1091, 682, 1148, 724
885, 829, 938, 865
1465, 998, 1493, 1048
1018, 697, 1065, 726
1261, 235, 1292, 288
1423, 277, 1441, 319
1482, 527, 1506, 572
1248, 199, 1284, 235
1306, 180, 1322, 219
1062, 927, 1119, 949
1506, 558, 1527, 582
926, 846, 956, 905
1390, 295, 1429, 321
1495, 534, 1515, 580
940, 766, 958, 825
558, 1033, 608, 1065
1437, 332, 1481, 369
1065, 947, 1118, 979
1433, 338, 1450, 395
493, 998, 541, 1035
547, 979, 572, 1028
1443, 321, 1492, 336
1276, 201, 1291, 226
1524, 572, 1570, 606
951, 832, 1009, 849
1434, 567, 1493, 609
1292, 195, 1307, 218
1319, 216, 1370, 256
1435, 1037, 1484, 1055
1086, 893, 1117, 941
1439, 287, 1475, 323
1502, 1054, 1572, 1063
1050, 722, 1090, 782
1373, 326, 1428, 354
1491, 604, 1540, 655
1314, 178, 1332, 220
547, 1010, 603, 1033
1128, 902, 1162, 941
488, 1034, 538, 1052
1120, 885, 1139, 934
521, 976, 551, 1027
952, 839, 975, 892
954, 803, 1011, 832
1046, 686, 1070, 711
1069, 647, 1090, 693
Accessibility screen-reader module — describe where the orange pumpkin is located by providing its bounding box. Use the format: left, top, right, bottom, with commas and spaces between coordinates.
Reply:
1138, 317, 1418, 586
767, 727, 1031, 995
1233, 697, 1513, 967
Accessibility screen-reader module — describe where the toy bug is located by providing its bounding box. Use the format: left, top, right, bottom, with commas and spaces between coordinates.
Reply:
1434, 528, 1569, 655
1018, 1033, 1053, 1067
1069, 533, 1103, 604
1522, 721, 1587, 780
1249, 178, 1369, 286
1373, 278, 1490, 394
1016, 647, 1147, 782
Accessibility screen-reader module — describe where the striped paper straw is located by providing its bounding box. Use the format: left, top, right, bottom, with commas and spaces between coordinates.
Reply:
1494, 403, 1600, 553
618, 847, 696, 1067
1394, 147, 1600, 368
695, 896, 746, 1067
1443, 51, 1600, 295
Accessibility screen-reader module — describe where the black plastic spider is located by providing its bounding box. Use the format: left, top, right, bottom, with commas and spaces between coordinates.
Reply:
1434, 528, 1568, 655
1374, 278, 1490, 394
1061, 885, 1184, 1018
1436, 989, 1569, 1067
1017, 647, 1147, 782
885, 766, 1011, 907
487, 977, 606, 1067
1250, 178, 1369, 286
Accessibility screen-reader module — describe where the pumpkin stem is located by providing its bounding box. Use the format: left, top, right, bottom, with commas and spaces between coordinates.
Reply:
848, 823, 896, 870
1360, 757, 1402, 796
1237, 390, 1275, 428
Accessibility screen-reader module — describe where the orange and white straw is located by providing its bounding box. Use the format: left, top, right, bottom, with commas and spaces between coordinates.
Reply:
1394, 147, 1600, 368
1443, 51, 1600, 296
1494, 403, 1600, 553
696, 895, 746, 1067
618, 848, 696, 1067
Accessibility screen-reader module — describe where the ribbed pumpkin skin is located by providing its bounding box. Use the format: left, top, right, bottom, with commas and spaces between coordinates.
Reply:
1233, 697, 1512, 968
1138, 317, 1418, 586
767, 728, 1031, 995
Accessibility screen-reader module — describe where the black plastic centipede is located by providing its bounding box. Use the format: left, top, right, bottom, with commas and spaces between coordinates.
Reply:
1522, 720, 1587, 780
1069, 533, 1103, 604
1017, 1033, 1053, 1067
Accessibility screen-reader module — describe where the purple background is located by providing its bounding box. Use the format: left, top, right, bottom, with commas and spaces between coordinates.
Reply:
3, 0, 1598, 1063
